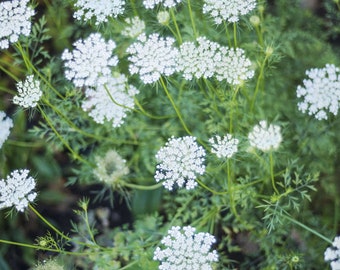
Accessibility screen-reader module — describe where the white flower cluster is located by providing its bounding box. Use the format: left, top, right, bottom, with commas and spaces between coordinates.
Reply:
62, 33, 118, 88
178, 37, 220, 80
155, 136, 206, 190
73, 0, 125, 25
94, 150, 129, 185
143, 0, 183, 9
0, 0, 35, 49
0, 111, 13, 149
153, 226, 218, 269
82, 73, 139, 127
214, 47, 254, 85
0, 169, 37, 212
121, 17, 145, 38
203, 0, 257, 24
209, 134, 239, 159
13, 75, 42, 108
325, 236, 340, 270
127, 33, 179, 84
248, 120, 282, 152
296, 64, 340, 120
178, 37, 254, 85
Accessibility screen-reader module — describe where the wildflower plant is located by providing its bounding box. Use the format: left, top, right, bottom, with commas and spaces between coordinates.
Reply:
73, 0, 125, 25
13, 75, 42, 108
296, 64, 340, 120
154, 136, 206, 190
61, 33, 118, 87
0, 0, 339, 269
0, 169, 37, 212
153, 226, 218, 269
324, 236, 340, 270
0, 0, 35, 49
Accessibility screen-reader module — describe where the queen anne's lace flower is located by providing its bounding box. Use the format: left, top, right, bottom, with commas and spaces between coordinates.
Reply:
13, 75, 42, 108
0, 0, 35, 49
153, 226, 219, 269
62, 33, 118, 88
296, 64, 340, 120
127, 33, 179, 84
73, 0, 125, 25
209, 134, 239, 158
155, 136, 206, 190
178, 37, 254, 85
94, 150, 129, 185
143, 0, 183, 9
0, 111, 13, 149
248, 121, 282, 152
121, 17, 145, 38
325, 236, 340, 270
82, 73, 139, 127
214, 47, 254, 85
0, 169, 37, 212
178, 37, 220, 80
203, 0, 256, 24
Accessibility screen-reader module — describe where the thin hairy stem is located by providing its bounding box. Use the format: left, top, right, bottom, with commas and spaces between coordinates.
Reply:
224, 22, 232, 47
251, 53, 269, 111
169, 8, 183, 44
269, 151, 279, 194
38, 105, 93, 166
229, 85, 241, 133
187, 0, 197, 38
29, 204, 72, 242
282, 211, 332, 244
160, 77, 192, 136
122, 181, 163, 190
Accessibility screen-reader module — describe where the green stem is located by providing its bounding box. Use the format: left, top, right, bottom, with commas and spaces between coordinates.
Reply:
43, 98, 137, 145
29, 204, 72, 242
196, 178, 228, 195
134, 97, 175, 119
187, 0, 197, 38
168, 194, 196, 228
334, 198, 340, 235
197, 177, 264, 195
229, 85, 240, 133
224, 22, 232, 47
250, 54, 268, 111
129, 0, 138, 16
6, 139, 44, 148
282, 212, 332, 244
122, 181, 163, 190
103, 83, 173, 120
0, 85, 16, 95
169, 8, 183, 44
0, 239, 87, 255
227, 160, 242, 222
120, 261, 138, 270
38, 105, 93, 166
0, 64, 19, 81
160, 77, 192, 136
30, 204, 103, 249
255, 25, 263, 47
84, 208, 97, 244
269, 151, 279, 194
15, 42, 65, 100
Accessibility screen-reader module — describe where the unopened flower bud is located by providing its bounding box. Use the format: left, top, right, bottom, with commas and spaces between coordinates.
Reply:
265, 46, 274, 57
250, 15, 260, 26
